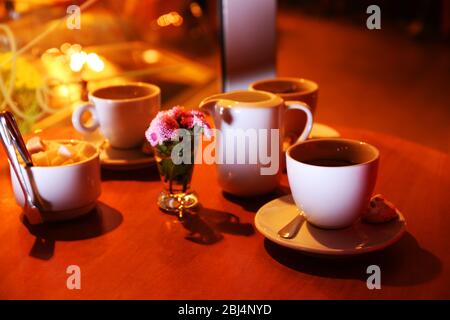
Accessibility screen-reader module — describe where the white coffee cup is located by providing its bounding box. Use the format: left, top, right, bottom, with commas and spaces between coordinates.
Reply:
10, 140, 101, 222
249, 77, 318, 140
200, 90, 313, 197
286, 138, 379, 229
72, 82, 160, 149
250, 78, 318, 171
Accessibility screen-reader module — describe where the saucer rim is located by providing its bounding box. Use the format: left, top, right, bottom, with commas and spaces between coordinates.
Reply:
98, 140, 155, 168
254, 194, 407, 256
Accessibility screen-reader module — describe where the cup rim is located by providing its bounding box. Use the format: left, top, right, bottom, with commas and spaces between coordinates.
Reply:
89, 82, 160, 103
202, 90, 283, 108
29, 139, 99, 169
250, 77, 319, 97
286, 138, 380, 169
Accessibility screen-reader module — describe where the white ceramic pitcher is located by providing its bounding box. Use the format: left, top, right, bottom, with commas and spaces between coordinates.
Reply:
199, 90, 313, 197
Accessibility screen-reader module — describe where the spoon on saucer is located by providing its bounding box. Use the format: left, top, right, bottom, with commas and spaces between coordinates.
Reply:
278, 212, 306, 239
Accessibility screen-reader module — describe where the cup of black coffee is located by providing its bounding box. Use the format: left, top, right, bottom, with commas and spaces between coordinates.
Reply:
286, 138, 379, 229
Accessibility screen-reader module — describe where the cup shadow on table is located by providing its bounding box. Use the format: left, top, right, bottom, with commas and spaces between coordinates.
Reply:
264, 232, 441, 287
101, 167, 160, 182
222, 186, 290, 213
23, 202, 123, 260
178, 206, 255, 245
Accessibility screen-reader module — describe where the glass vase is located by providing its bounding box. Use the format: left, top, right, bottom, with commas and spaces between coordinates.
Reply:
154, 141, 198, 217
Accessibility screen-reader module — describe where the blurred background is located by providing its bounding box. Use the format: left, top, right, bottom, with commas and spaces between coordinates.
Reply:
0, 0, 449, 151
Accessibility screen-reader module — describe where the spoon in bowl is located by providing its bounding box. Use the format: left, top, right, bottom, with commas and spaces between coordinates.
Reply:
0, 111, 44, 224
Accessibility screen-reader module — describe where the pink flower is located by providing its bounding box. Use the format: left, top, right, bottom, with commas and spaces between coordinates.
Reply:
145, 112, 180, 147
145, 106, 211, 146
180, 110, 211, 137
167, 105, 185, 120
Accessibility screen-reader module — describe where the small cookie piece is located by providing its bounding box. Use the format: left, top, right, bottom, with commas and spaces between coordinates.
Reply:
76, 142, 96, 160
50, 155, 66, 166
26, 137, 46, 154
31, 151, 49, 167
58, 145, 73, 158
363, 194, 399, 224
61, 159, 75, 166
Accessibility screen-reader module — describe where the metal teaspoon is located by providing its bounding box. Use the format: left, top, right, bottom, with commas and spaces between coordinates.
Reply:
278, 212, 306, 239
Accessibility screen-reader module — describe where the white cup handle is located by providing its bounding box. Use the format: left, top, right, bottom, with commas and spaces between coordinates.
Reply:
284, 101, 313, 143
72, 103, 100, 133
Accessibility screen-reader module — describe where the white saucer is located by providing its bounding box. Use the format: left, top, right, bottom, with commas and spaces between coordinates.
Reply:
98, 140, 155, 170
255, 195, 406, 256
310, 122, 340, 139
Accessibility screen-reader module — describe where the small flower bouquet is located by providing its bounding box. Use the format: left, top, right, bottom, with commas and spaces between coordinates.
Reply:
145, 106, 210, 214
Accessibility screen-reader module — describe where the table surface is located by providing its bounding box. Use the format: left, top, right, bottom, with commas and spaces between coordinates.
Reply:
0, 126, 449, 299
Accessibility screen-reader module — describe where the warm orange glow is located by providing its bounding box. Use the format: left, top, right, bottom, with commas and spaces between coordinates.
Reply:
56, 84, 70, 97
86, 53, 105, 72
71, 44, 82, 53
190, 2, 203, 17
60, 42, 71, 54
69, 51, 87, 72
142, 49, 160, 64
156, 12, 183, 27
45, 47, 59, 54
41, 43, 104, 73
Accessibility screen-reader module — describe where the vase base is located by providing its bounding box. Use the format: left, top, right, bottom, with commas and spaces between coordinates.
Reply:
157, 191, 199, 215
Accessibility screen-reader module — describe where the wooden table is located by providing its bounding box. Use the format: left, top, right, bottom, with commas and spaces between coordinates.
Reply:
0, 126, 449, 299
